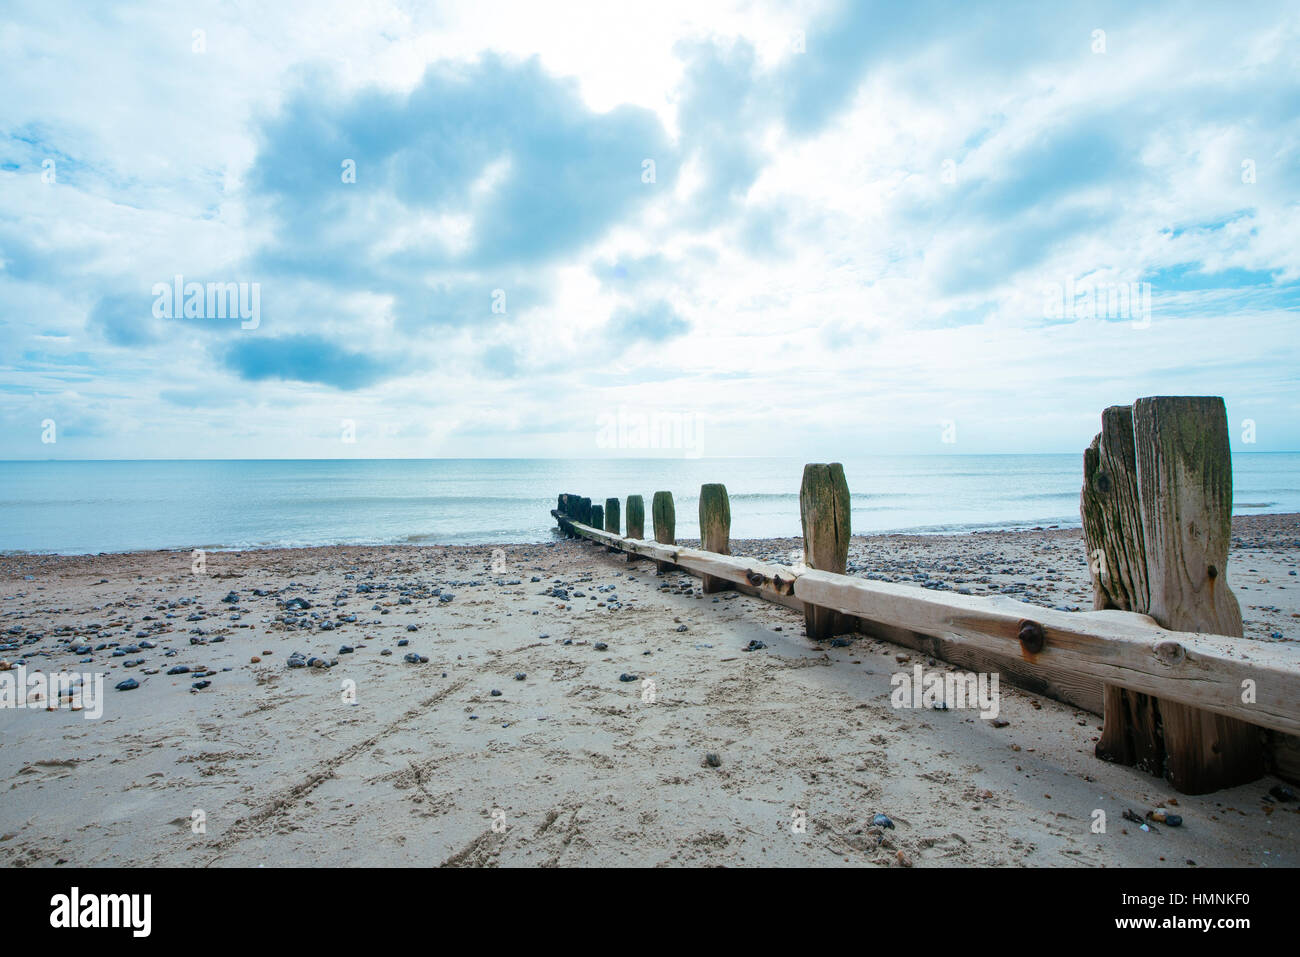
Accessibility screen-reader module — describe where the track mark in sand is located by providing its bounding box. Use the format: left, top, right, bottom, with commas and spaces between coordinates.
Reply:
439, 829, 506, 868
11, 758, 84, 787
536, 806, 585, 867
203, 677, 470, 865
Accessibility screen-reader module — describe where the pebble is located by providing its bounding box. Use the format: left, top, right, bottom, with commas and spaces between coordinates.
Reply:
618, 673, 638, 682
742, 639, 766, 652
514, 673, 526, 681
872, 813, 894, 829
403, 653, 428, 664
191, 680, 211, 690
593, 642, 608, 651
115, 678, 139, 691
490, 689, 502, 696
704, 752, 721, 768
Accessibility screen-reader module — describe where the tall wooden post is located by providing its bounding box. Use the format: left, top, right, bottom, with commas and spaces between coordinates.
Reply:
625, 495, 645, 563
800, 463, 851, 640
579, 497, 592, 526
604, 497, 621, 552
1084, 407, 1162, 774
652, 491, 676, 575
1083, 396, 1264, 793
590, 503, 603, 531
698, 483, 732, 594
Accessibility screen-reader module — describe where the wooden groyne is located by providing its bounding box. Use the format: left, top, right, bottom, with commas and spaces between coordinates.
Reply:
552, 395, 1300, 795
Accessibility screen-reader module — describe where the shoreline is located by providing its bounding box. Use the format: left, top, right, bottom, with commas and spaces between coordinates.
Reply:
4, 509, 1298, 560
1, 514, 1296, 866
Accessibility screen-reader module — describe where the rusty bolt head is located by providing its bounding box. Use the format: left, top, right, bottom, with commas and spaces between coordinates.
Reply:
1018, 619, 1046, 654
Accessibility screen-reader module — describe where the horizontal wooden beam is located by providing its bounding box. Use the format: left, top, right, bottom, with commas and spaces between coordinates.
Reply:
556, 511, 801, 604
554, 511, 1300, 738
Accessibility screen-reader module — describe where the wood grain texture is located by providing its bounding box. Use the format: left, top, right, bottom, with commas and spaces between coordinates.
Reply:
1131, 396, 1263, 792
1082, 406, 1164, 771
1081, 406, 1148, 612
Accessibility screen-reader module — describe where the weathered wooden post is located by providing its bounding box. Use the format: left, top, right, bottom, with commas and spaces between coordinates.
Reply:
590, 503, 603, 532
557, 494, 573, 537
1083, 396, 1264, 793
698, 483, 732, 594
800, 463, 851, 640
603, 497, 621, 552
625, 495, 645, 562
652, 491, 676, 575
579, 497, 592, 526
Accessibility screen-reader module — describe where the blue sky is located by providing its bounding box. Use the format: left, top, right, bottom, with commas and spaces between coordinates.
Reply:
1, 0, 1298, 458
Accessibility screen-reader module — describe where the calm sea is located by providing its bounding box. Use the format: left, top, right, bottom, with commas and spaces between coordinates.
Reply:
1, 454, 1297, 555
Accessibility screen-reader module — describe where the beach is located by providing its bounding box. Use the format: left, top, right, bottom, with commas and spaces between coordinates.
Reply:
1, 514, 1297, 867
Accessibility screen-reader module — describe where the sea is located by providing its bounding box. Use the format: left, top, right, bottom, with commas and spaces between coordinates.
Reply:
1, 454, 1297, 555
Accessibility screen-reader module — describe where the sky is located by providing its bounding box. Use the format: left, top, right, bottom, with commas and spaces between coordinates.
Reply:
1, 0, 1298, 460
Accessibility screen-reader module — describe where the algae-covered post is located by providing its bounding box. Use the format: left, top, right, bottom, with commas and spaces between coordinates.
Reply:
557, 494, 574, 537
698, 483, 732, 594
590, 503, 603, 531
603, 497, 621, 552
652, 491, 676, 574
1084, 395, 1264, 794
800, 463, 851, 641
625, 495, 645, 563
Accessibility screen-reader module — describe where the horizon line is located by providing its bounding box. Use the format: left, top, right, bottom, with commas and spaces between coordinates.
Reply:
1, 450, 1297, 464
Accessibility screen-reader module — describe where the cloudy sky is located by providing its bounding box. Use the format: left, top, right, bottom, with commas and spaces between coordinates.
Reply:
2, 0, 1298, 459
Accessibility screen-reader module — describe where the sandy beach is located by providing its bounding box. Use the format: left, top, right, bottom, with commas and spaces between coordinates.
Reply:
1, 514, 1297, 867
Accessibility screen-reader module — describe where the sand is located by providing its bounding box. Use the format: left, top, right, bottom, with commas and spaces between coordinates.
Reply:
1, 515, 1297, 867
